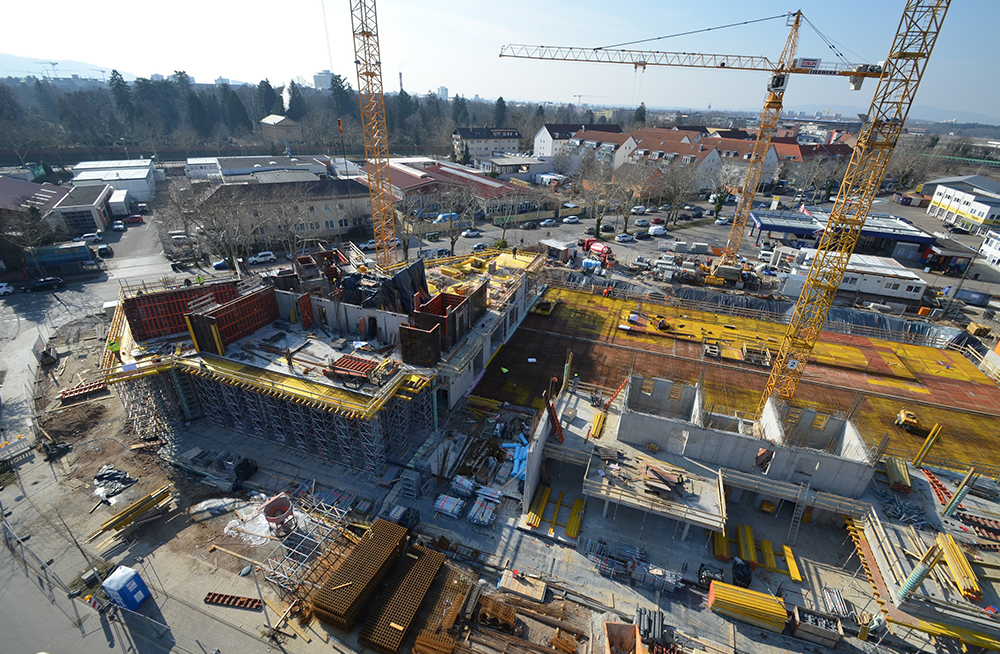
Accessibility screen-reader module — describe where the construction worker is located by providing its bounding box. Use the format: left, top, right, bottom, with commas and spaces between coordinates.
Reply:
501, 367, 509, 380
512, 246, 518, 259
572, 373, 579, 393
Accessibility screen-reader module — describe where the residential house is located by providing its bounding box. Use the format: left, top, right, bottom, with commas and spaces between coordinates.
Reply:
198, 179, 372, 248
452, 128, 522, 163
568, 130, 637, 170
261, 114, 304, 142
532, 123, 622, 157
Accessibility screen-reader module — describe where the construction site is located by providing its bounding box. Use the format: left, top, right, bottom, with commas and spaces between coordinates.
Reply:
13, 2, 1000, 654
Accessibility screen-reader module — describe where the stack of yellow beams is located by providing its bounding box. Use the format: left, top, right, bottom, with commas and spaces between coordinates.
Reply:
737, 524, 757, 567
761, 540, 777, 572
527, 486, 550, 528
708, 581, 787, 633
782, 545, 803, 582
87, 485, 172, 542
565, 499, 585, 538
590, 412, 606, 439
936, 532, 982, 601
713, 531, 731, 561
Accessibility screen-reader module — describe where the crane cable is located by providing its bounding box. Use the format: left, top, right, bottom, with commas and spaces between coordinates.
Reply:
597, 13, 790, 50
800, 15, 865, 67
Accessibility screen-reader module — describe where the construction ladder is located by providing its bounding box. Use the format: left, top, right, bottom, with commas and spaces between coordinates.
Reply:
787, 482, 810, 545
170, 369, 202, 421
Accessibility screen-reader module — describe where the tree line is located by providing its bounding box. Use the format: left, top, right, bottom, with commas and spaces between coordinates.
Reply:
0, 70, 606, 167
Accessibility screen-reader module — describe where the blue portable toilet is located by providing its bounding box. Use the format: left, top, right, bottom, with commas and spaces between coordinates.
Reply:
102, 565, 151, 610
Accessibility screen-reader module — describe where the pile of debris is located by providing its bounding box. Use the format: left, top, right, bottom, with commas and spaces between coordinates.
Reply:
93, 464, 138, 498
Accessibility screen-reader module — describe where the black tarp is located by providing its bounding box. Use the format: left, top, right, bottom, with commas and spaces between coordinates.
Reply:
339, 260, 430, 314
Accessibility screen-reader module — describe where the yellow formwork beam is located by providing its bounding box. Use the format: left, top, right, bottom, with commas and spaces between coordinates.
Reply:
708, 581, 787, 633
936, 532, 981, 602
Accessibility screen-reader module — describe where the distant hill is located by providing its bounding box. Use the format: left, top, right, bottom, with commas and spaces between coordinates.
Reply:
786, 103, 999, 126
0, 52, 135, 81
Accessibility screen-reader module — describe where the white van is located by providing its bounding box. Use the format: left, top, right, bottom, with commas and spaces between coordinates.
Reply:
630, 205, 646, 215
648, 225, 667, 237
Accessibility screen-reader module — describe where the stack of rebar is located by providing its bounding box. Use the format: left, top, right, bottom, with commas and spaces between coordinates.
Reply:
313, 519, 408, 629
359, 545, 445, 654
467, 487, 503, 526
477, 595, 517, 632
414, 630, 456, 654
707, 581, 787, 633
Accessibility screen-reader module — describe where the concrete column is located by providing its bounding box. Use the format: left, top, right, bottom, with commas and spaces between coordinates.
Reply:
682, 522, 691, 541
603, 499, 610, 518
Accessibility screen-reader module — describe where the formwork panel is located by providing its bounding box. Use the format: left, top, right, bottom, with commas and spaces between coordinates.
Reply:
207, 286, 279, 348
122, 282, 238, 341
358, 545, 445, 654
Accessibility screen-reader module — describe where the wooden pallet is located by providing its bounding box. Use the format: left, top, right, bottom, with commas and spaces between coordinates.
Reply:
203, 592, 262, 610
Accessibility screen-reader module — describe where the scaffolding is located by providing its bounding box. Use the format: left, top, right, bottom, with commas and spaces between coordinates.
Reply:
180, 370, 433, 477
262, 498, 347, 593
116, 374, 182, 444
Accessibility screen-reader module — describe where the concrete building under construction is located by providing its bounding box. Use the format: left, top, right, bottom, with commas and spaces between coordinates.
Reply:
100, 247, 544, 478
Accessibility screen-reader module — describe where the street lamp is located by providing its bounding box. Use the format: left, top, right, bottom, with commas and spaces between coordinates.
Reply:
119, 138, 130, 160
240, 564, 274, 638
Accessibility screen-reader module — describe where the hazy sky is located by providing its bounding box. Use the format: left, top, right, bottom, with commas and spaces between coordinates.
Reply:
3, 1, 995, 120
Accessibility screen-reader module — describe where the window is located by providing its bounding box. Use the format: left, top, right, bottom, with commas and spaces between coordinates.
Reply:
309, 222, 319, 231
324, 204, 331, 212
886, 283, 900, 290
292, 205, 299, 213
843, 276, 858, 285
309, 206, 316, 212
325, 220, 336, 229
339, 218, 349, 228
295, 223, 306, 233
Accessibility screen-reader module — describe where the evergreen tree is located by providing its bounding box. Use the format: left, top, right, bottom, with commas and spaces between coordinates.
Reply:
286, 80, 306, 121
452, 95, 469, 126
494, 96, 507, 127
633, 102, 647, 125
271, 95, 285, 116
220, 84, 252, 135
108, 70, 134, 123
188, 92, 212, 139
330, 74, 356, 119
535, 104, 544, 118
255, 79, 278, 118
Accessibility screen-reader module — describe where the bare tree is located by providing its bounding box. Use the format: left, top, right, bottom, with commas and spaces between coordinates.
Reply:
575, 151, 615, 238
708, 162, 745, 216
608, 164, 656, 234
658, 164, 702, 224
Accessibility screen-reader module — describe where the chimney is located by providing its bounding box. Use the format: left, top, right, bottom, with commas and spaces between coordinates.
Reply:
698, 144, 704, 152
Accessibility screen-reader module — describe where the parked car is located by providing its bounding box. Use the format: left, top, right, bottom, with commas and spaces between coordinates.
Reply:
212, 259, 231, 270
0, 282, 13, 295
539, 219, 557, 227
97, 244, 113, 257
359, 240, 377, 250
648, 225, 667, 237
659, 204, 672, 212
630, 205, 646, 215
521, 221, 539, 230
112, 220, 126, 231
471, 242, 488, 253
248, 251, 277, 264
634, 218, 650, 227
634, 231, 651, 240
122, 215, 144, 224
461, 229, 482, 238
691, 208, 704, 218
600, 224, 615, 233
651, 216, 665, 224
433, 213, 458, 223
562, 216, 579, 224
22, 277, 66, 292
74, 232, 102, 242
584, 226, 596, 235
678, 213, 692, 221
715, 217, 733, 225
759, 250, 774, 262
615, 233, 634, 243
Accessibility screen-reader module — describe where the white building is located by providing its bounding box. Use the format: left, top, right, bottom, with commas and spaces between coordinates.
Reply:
532, 124, 623, 157
451, 128, 522, 163
185, 158, 219, 180
51, 184, 114, 234
72, 168, 156, 202
437, 86, 448, 100
926, 180, 1000, 235
779, 249, 927, 302
980, 230, 1000, 270
567, 131, 637, 170
314, 70, 334, 90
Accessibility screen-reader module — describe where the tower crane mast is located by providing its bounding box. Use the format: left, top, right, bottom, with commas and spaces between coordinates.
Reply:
757, 0, 949, 415
350, 0, 398, 269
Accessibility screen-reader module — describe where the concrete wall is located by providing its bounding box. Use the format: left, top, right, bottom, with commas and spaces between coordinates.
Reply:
759, 398, 786, 446
523, 405, 551, 514
619, 396, 874, 497
304, 294, 409, 344
626, 375, 696, 420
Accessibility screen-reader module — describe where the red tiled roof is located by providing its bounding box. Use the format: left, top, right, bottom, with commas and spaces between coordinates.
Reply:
422, 163, 519, 199
571, 130, 632, 146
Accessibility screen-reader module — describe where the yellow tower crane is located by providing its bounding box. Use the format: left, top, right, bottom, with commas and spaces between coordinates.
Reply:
500, 12, 882, 268
757, 1, 949, 416
350, 0, 397, 269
